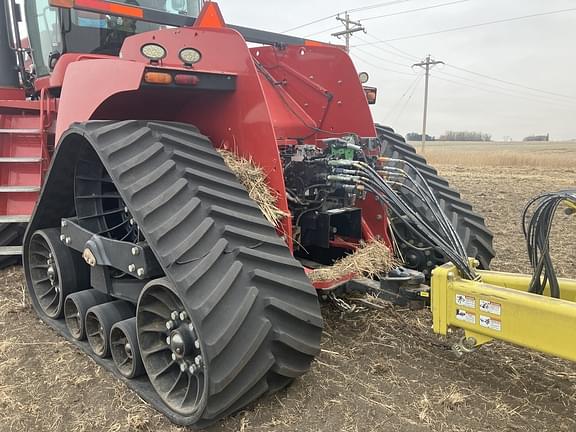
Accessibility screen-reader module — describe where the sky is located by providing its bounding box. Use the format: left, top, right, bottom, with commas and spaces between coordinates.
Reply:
216, 0, 576, 141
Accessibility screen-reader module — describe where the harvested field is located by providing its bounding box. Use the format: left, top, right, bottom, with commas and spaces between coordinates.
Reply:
1, 142, 575, 432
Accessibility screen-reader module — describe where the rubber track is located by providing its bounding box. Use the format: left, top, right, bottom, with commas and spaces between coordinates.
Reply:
0, 222, 25, 268
376, 124, 495, 272
30, 121, 323, 427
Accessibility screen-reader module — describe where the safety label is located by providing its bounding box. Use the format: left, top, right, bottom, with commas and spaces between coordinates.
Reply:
480, 315, 502, 332
456, 309, 476, 324
456, 294, 476, 309
479, 299, 501, 316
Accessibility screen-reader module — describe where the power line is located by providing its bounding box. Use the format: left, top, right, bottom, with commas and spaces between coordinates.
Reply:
445, 64, 576, 101
391, 73, 424, 123
434, 68, 576, 106
354, 44, 412, 68
282, 15, 337, 34
283, 0, 421, 34
350, 52, 417, 76
431, 74, 576, 108
360, 0, 472, 22
384, 73, 424, 120
349, 0, 420, 14
304, 1, 473, 41
355, 37, 576, 103
362, 33, 420, 61
354, 7, 576, 44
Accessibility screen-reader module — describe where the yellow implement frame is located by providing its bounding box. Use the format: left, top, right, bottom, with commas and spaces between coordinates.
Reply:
431, 263, 576, 361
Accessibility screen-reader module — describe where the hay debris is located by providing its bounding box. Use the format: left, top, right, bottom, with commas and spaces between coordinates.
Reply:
308, 240, 398, 282
219, 150, 288, 227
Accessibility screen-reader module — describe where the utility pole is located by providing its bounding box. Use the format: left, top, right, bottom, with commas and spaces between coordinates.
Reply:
412, 55, 444, 152
332, 12, 365, 53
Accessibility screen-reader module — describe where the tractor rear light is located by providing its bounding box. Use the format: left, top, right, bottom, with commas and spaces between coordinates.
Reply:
174, 74, 200, 86
144, 72, 173, 85
364, 86, 377, 105
141, 44, 167, 62
179, 49, 202, 66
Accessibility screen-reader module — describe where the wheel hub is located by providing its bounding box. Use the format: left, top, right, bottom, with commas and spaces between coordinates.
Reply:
165, 312, 203, 375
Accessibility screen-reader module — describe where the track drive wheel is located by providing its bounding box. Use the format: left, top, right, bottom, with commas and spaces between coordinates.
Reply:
86, 301, 135, 358
137, 280, 206, 416
28, 229, 80, 319
376, 124, 495, 275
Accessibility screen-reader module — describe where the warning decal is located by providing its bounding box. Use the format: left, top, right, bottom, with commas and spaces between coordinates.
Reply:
456, 294, 476, 309
480, 315, 502, 332
456, 309, 476, 324
480, 299, 502, 316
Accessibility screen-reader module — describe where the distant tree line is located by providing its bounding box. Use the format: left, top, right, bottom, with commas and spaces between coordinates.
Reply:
439, 131, 492, 142
406, 133, 435, 141
406, 131, 493, 142
523, 134, 549, 142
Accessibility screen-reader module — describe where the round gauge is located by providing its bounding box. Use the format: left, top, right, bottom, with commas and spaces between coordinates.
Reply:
141, 44, 167, 61
179, 48, 202, 65
359, 72, 370, 84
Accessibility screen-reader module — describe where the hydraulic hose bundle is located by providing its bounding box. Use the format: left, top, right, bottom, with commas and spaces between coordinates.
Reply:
522, 190, 576, 298
327, 158, 477, 280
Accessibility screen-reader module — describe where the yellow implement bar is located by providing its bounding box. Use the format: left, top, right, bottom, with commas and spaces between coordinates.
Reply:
431, 263, 576, 362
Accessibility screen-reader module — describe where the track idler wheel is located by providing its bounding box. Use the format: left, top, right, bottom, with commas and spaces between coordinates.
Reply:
137, 279, 205, 417
28, 229, 82, 319
110, 317, 145, 379
86, 301, 135, 358
64, 290, 111, 341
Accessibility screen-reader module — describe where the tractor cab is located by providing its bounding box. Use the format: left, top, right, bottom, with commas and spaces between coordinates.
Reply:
16, 0, 202, 88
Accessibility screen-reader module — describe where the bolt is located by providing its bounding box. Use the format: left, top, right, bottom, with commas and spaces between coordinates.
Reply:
61, 220, 67, 228
180, 362, 188, 373
124, 206, 129, 213
166, 336, 171, 345
171, 353, 177, 361
194, 340, 200, 349
128, 264, 136, 273
131, 247, 140, 256
166, 320, 175, 330
179, 311, 188, 321
171, 311, 179, 321
189, 364, 198, 375
376, 214, 383, 221
137, 268, 145, 277
194, 355, 203, 367
65, 237, 71, 245
129, 218, 135, 226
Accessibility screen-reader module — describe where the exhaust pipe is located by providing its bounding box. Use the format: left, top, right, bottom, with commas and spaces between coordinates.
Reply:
0, 0, 20, 88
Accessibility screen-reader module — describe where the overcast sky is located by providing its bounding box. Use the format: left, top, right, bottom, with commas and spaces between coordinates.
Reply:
218, 0, 576, 141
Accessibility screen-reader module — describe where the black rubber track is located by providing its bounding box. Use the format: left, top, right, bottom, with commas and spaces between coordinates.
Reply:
0, 222, 26, 268
23, 120, 323, 427
376, 124, 495, 273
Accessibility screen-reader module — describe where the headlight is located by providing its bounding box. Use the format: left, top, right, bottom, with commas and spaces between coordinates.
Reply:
179, 48, 202, 65
141, 44, 167, 62
359, 72, 370, 84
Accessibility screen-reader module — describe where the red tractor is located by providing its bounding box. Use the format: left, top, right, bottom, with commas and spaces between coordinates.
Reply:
0, 0, 493, 427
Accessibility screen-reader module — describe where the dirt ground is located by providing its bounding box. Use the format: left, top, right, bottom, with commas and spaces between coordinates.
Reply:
1, 164, 575, 432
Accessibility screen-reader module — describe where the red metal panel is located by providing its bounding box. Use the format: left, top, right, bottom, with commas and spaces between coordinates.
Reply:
254, 45, 376, 141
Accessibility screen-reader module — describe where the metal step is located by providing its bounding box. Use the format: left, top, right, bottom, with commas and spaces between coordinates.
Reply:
0, 245, 22, 256
0, 157, 42, 163
0, 215, 30, 223
0, 186, 41, 193
0, 128, 42, 135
